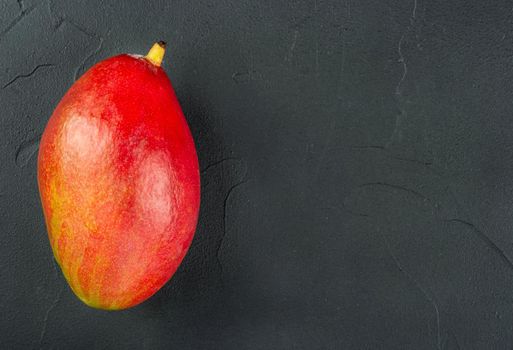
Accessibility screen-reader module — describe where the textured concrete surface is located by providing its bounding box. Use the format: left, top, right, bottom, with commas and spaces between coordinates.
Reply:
1, 0, 513, 348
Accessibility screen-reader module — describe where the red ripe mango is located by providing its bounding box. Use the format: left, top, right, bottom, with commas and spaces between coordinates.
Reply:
37, 42, 200, 310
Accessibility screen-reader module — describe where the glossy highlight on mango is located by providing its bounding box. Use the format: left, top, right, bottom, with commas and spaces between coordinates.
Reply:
37, 42, 200, 310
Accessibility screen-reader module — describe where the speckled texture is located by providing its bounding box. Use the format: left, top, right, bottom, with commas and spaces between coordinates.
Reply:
2, 0, 513, 348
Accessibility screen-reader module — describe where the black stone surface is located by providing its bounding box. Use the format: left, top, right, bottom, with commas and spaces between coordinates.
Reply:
1, 0, 513, 348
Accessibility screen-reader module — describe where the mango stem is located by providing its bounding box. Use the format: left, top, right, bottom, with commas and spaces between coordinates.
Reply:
145, 41, 166, 67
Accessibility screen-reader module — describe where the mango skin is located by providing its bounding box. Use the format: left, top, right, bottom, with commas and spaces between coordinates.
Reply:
37, 54, 200, 310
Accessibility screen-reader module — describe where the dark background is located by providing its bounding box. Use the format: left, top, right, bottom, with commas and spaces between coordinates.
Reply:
1, 0, 513, 348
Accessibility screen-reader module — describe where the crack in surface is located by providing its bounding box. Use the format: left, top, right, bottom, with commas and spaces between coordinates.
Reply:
445, 218, 513, 271
387, 0, 418, 147
348, 144, 433, 166
47, 0, 100, 39
380, 231, 442, 350
46, 0, 63, 29
442, 186, 513, 270
218, 179, 249, 277
0, 3, 37, 41
3, 64, 55, 89
357, 182, 428, 201
50, 15, 107, 77
15, 136, 41, 168
61, 18, 98, 38
321, 204, 369, 218
231, 70, 261, 84
314, 0, 350, 181
444, 180, 513, 278
390, 155, 432, 166
74, 37, 104, 81
200, 157, 241, 174
38, 287, 64, 349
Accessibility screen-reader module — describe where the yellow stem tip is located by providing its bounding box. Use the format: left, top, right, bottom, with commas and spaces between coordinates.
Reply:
145, 41, 166, 67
